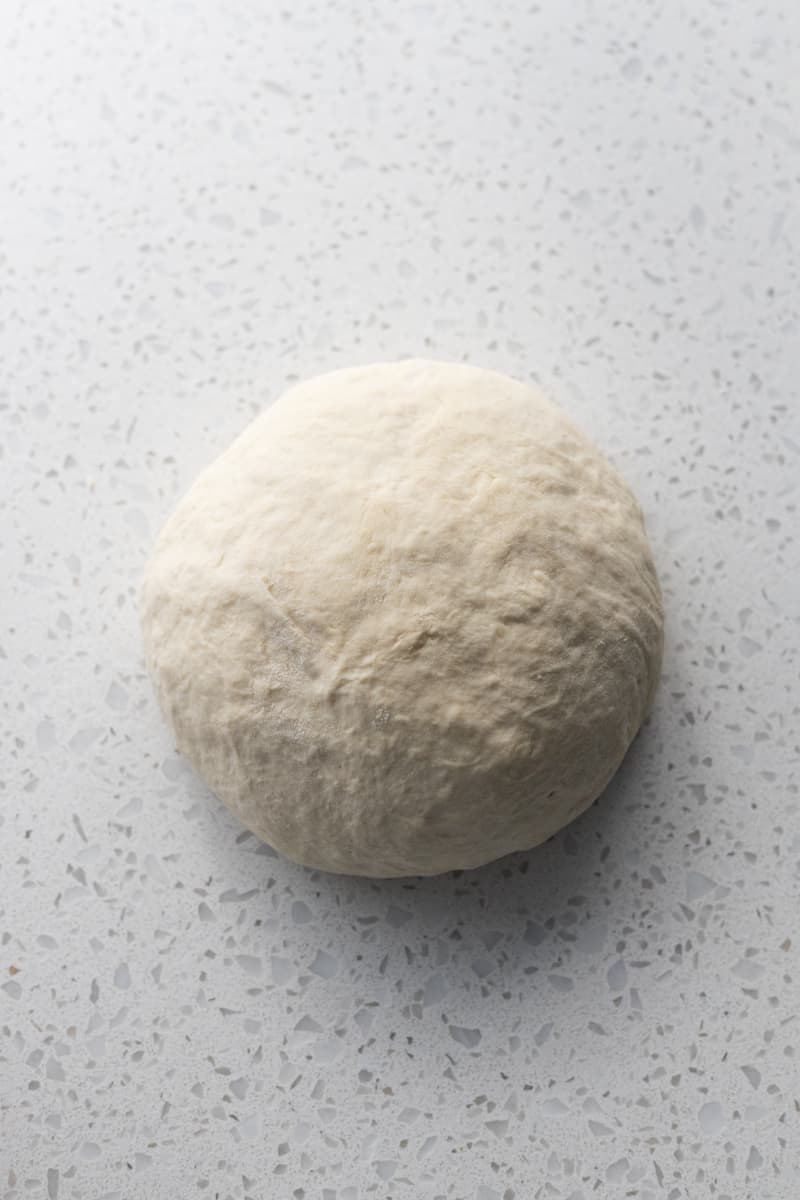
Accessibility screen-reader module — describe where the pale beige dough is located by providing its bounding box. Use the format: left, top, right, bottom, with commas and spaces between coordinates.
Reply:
141, 360, 663, 876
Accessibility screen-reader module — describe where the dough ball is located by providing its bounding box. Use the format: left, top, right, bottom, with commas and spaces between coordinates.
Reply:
141, 360, 663, 876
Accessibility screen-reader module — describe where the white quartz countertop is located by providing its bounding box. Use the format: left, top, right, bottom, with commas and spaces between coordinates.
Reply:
2, 1, 799, 1197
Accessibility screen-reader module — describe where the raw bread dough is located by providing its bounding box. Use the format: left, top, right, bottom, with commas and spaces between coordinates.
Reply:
141, 360, 663, 876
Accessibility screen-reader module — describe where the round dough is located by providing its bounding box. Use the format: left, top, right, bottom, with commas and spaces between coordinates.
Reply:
141, 360, 663, 876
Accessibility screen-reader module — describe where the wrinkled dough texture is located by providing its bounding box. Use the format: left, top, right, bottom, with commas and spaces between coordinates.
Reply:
141, 361, 663, 876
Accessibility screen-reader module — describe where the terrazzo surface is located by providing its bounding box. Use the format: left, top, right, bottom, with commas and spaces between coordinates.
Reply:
2, 0, 800, 1196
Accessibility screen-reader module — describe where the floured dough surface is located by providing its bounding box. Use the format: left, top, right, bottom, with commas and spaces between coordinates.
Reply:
141, 360, 663, 876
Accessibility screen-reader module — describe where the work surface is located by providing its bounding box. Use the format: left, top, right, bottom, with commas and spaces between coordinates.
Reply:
2, 1, 799, 1197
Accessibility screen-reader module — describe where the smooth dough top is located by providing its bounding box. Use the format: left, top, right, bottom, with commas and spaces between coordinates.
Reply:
141, 360, 663, 876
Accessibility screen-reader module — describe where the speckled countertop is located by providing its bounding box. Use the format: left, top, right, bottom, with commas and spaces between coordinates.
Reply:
2, 1, 799, 1197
